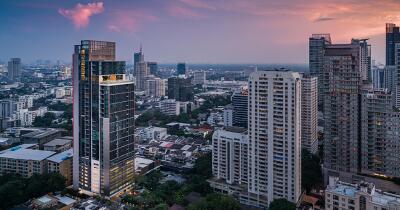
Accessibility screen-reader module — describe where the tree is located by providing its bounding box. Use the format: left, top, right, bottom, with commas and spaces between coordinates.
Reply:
187, 193, 241, 210
268, 199, 296, 210
32, 112, 56, 127
302, 149, 323, 192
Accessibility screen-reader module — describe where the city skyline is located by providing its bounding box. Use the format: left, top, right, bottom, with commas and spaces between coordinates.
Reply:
1, 0, 399, 64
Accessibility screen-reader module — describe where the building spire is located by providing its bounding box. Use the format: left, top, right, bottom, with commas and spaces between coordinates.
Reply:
140, 43, 143, 53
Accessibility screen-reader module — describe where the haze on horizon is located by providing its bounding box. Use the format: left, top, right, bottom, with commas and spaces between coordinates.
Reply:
0, 0, 398, 64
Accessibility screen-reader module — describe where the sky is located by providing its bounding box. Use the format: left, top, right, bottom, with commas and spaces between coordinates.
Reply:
0, 0, 398, 64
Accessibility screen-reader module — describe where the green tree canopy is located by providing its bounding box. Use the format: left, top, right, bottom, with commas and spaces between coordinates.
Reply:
269, 198, 296, 210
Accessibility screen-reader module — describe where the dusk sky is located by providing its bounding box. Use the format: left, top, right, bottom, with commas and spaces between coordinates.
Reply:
1, 0, 398, 64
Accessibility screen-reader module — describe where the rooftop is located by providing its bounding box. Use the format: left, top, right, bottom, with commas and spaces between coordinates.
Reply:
43, 138, 72, 147
47, 149, 73, 163
22, 129, 60, 139
0, 146, 55, 161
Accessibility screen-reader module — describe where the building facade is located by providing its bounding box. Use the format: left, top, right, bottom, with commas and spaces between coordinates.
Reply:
309, 34, 331, 106
177, 62, 186, 76
386, 23, 400, 66
231, 90, 248, 128
301, 75, 318, 154
8, 58, 21, 82
323, 43, 362, 174
247, 71, 302, 206
193, 71, 206, 85
159, 99, 180, 116
167, 77, 194, 102
73, 40, 135, 196
146, 77, 165, 97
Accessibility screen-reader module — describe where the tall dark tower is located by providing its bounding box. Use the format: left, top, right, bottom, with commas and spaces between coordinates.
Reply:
73, 40, 135, 196
177, 62, 187, 76
386, 23, 400, 66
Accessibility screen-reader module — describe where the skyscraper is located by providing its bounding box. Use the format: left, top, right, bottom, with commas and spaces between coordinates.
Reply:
386, 23, 400, 66
134, 47, 144, 73
231, 90, 248, 128
352, 39, 371, 81
7, 58, 21, 82
323, 43, 362, 174
147, 62, 158, 75
167, 77, 194, 101
301, 75, 318, 154
135, 61, 148, 91
309, 34, 331, 107
177, 62, 186, 76
248, 71, 302, 205
73, 40, 135, 196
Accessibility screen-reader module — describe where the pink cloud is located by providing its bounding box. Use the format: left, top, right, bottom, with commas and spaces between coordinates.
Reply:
107, 10, 158, 32
167, 5, 206, 19
58, 2, 104, 29
178, 0, 216, 10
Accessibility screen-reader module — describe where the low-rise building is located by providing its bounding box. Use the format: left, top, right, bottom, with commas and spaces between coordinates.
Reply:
160, 99, 180, 116
0, 144, 55, 177
47, 149, 73, 185
21, 128, 62, 149
325, 177, 400, 210
43, 136, 73, 152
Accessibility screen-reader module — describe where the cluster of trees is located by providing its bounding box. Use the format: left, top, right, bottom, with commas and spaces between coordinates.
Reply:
136, 95, 231, 127
268, 199, 296, 210
302, 149, 323, 192
123, 153, 238, 210
0, 173, 66, 209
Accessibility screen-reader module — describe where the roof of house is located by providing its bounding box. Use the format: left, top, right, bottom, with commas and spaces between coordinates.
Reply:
0, 146, 55, 161
46, 149, 73, 163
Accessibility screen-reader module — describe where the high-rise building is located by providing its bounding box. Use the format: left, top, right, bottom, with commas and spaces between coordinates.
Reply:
146, 77, 165, 97
352, 39, 371, 81
231, 90, 248, 128
309, 34, 331, 107
73, 40, 135, 196
135, 61, 148, 91
211, 127, 248, 185
385, 112, 400, 177
167, 77, 194, 102
301, 75, 318, 154
323, 43, 362, 174
134, 47, 144, 73
192, 71, 206, 85
7, 58, 21, 82
360, 88, 395, 177
177, 63, 186, 76
371, 65, 385, 89
147, 62, 158, 75
159, 99, 180, 116
386, 23, 400, 66
223, 105, 233, 127
247, 71, 302, 206
394, 43, 400, 108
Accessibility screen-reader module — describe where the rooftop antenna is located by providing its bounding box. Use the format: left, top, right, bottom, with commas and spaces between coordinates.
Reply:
140, 43, 143, 53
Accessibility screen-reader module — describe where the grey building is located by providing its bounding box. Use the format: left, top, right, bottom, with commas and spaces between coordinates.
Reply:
323, 43, 362, 174
386, 23, 400, 66
167, 77, 194, 102
231, 90, 248, 128
73, 40, 135, 196
147, 62, 158, 75
301, 75, 318, 154
360, 88, 393, 177
21, 128, 62, 149
8, 58, 21, 82
309, 34, 331, 107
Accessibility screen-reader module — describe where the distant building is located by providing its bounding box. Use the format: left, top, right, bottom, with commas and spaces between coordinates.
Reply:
21, 128, 62, 149
177, 62, 186, 76
231, 90, 248, 128
193, 71, 206, 85
309, 34, 331, 106
135, 61, 149, 91
159, 99, 180, 116
301, 75, 318, 153
167, 77, 194, 102
386, 23, 400, 66
134, 47, 144, 75
146, 77, 165, 97
223, 105, 233, 127
325, 177, 400, 210
7, 58, 21, 82
147, 62, 158, 75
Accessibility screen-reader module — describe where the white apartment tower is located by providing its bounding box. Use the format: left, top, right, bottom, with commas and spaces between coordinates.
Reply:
248, 71, 302, 205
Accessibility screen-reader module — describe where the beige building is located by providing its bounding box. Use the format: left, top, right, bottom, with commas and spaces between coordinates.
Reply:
47, 149, 73, 186
301, 75, 318, 154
